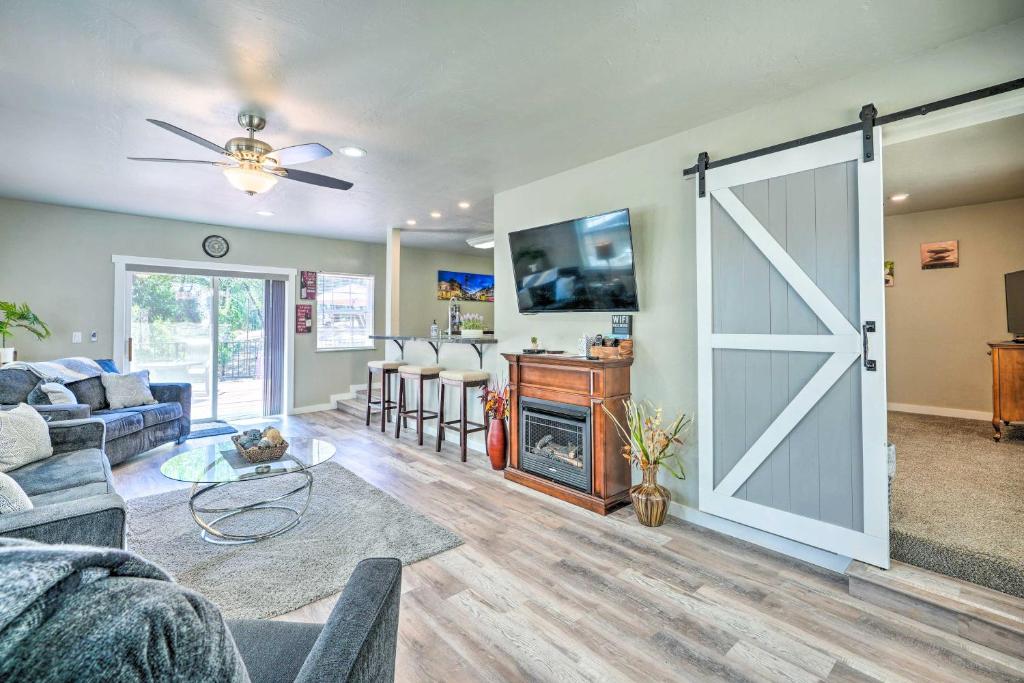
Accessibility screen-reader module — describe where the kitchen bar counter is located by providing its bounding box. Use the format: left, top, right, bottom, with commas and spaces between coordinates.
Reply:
370, 334, 497, 369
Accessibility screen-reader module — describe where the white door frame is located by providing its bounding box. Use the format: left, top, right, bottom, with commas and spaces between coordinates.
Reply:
696, 130, 889, 567
112, 255, 297, 416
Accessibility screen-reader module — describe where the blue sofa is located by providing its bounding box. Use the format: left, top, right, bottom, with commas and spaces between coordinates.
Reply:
0, 418, 125, 548
0, 360, 190, 466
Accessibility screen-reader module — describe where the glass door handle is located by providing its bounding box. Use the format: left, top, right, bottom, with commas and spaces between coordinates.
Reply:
127, 337, 133, 363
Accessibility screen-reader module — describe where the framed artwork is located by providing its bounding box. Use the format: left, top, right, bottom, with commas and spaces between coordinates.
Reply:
296, 304, 313, 333
300, 271, 317, 299
920, 240, 959, 270
884, 260, 895, 287
437, 270, 495, 302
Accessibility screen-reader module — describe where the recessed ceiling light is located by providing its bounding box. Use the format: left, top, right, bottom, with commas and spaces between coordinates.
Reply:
466, 234, 495, 249
457, 201, 471, 209
430, 211, 442, 219
406, 219, 417, 226
890, 193, 910, 202
340, 146, 367, 158
255, 210, 274, 216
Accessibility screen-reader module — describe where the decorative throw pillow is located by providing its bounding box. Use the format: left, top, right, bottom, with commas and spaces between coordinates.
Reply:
0, 472, 32, 514
41, 382, 77, 405
26, 379, 53, 405
28, 378, 76, 406
0, 404, 53, 473
101, 371, 157, 410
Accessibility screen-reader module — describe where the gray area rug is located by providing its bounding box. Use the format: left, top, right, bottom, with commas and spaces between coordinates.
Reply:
127, 462, 462, 619
186, 421, 238, 440
889, 411, 1024, 597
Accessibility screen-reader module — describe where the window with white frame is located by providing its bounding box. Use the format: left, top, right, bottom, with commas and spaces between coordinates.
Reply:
316, 273, 374, 350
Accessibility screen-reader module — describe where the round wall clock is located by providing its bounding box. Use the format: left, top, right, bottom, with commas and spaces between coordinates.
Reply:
202, 235, 229, 258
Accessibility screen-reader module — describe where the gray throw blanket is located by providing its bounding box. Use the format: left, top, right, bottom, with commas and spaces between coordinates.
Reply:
4, 356, 104, 383
0, 539, 249, 682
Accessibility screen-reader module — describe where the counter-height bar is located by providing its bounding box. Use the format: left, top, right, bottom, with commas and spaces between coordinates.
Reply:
370, 334, 498, 369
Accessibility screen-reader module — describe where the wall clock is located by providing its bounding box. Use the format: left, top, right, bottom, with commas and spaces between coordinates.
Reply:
202, 235, 229, 258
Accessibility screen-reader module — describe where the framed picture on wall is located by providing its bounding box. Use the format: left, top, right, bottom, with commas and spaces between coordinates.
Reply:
300, 271, 317, 299
920, 240, 959, 270
437, 270, 495, 302
884, 260, 895, 287
296, 304, 313, 333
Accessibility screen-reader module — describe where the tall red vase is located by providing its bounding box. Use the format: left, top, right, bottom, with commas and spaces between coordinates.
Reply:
486, 418, 507, 470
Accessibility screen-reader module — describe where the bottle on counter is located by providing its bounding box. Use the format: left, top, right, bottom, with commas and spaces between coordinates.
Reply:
430, 319, 439, 337
447, 298, 461, 335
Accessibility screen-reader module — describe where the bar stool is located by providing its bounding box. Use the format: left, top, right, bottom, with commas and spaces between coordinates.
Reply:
435, 369, 489, 462
365, 360, 406, 432
394, 365, 443, 446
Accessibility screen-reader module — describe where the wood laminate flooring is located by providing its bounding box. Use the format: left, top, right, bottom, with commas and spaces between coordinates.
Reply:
113, 410, 1024, 682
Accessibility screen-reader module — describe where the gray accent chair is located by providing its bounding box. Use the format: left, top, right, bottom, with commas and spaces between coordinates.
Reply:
0, 418, 126, 548
0, 360, 191, 465
228, 558, 403, 682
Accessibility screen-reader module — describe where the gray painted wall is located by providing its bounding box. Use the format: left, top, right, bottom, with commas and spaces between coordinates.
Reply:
399, 246, 494, 338
0, 198, 386, 409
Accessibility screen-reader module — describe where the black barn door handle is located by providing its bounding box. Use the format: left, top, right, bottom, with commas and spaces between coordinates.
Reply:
862, 321, 876, 371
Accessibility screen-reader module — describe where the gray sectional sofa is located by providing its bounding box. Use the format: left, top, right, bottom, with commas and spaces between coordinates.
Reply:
0, 360, 190, 466
0, 418, 125, 548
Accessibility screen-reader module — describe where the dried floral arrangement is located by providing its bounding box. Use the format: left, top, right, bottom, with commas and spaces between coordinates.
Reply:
604, 400, 691, 479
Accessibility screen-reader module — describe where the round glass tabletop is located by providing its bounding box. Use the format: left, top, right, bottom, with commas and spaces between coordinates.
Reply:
160, 437, 336, 484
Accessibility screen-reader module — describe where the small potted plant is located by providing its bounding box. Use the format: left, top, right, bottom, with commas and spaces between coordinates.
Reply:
480, 380, 511, 469
604, 400, 691, 527
459, 312, 485, 338
0, 302, 51, 364
530, 336, 539, 351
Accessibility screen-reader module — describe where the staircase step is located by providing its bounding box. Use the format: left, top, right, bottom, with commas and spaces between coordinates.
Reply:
335, 397, 368, 418
847, 560, 1024, 658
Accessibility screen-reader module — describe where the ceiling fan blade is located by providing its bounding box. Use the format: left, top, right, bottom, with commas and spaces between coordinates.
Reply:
146, 119, 232, 157
268, 143, 332, 166
128, 157, 233, 167
268, 167, 353, 191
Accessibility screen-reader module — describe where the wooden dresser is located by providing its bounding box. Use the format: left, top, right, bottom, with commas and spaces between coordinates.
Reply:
503, 353, 632, 514
989, 341, 1024, 441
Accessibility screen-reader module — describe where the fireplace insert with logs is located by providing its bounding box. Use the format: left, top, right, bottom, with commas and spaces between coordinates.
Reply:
519, 397, 591, 493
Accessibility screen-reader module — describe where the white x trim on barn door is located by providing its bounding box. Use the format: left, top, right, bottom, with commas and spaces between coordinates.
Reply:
708, 188, 860, 498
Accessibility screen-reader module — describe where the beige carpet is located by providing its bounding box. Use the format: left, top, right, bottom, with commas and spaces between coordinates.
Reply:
126, 462, 462, 619
889, 411, 1024, 597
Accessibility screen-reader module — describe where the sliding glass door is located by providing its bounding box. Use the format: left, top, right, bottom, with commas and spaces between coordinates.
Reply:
215, 277, 265, 419
128, 271, 275, 420
129, 272, 215, 419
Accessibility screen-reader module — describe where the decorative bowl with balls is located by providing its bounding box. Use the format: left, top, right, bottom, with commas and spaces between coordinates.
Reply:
232, 427, 289, 463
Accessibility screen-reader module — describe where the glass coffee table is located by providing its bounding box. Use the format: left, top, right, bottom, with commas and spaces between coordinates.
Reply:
160, 438, 336, 545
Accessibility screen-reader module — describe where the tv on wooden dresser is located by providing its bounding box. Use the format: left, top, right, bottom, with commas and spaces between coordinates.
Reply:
503, 352, 632, 515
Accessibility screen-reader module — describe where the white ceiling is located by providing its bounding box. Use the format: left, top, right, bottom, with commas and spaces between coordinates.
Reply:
1, 1, 1022, 252
884, 114, 1024, 216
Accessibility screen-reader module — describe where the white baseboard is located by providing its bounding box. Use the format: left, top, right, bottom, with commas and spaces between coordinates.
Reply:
887, 402, 989, 422
289, 402, 334, 415
667, 501, 853, 573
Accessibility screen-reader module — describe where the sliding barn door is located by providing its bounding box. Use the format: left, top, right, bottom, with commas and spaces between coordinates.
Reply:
696, 130, 889, 567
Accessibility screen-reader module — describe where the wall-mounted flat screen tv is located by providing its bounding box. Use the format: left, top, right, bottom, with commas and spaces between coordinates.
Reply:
509, 208, 639, 313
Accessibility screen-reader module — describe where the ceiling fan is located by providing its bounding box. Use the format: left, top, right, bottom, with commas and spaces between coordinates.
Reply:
128, 112, 353, 195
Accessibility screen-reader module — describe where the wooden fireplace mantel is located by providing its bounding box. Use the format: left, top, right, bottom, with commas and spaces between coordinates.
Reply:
503, 352, 633, 514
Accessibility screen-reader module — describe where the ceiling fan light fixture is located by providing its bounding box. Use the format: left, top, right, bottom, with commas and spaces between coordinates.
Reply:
223, 163, 278, 195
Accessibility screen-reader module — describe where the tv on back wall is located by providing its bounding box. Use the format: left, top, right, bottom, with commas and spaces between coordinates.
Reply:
509, 208, 639, 313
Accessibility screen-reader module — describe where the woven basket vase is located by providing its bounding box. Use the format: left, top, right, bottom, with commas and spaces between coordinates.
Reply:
231, 434, 289, 463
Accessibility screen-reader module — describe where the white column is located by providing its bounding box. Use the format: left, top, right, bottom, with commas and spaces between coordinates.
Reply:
385, 227, 401, 338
